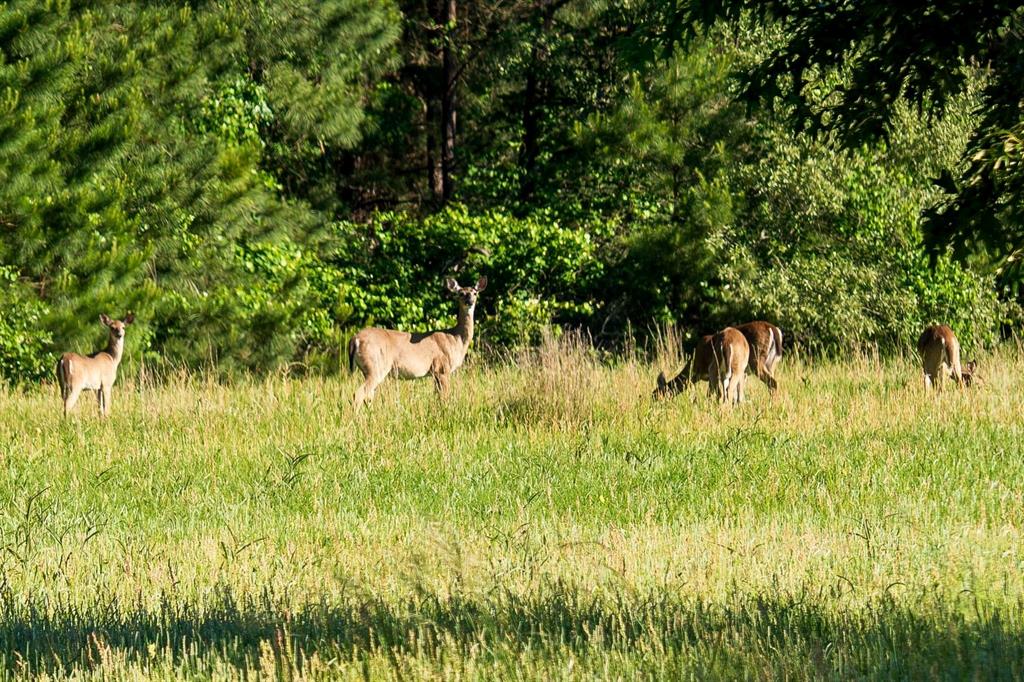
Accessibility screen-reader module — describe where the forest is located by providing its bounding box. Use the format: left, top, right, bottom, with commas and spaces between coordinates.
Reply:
2, 0, 1022, 383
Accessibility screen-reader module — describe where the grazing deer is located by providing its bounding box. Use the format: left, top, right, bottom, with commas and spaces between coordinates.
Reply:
709, 327, 749, 404
56, 313, 135, 417
348, 277, 487, 408
654, 320, 782, 399
734, 321, 783, 393
917, 324, 977, 391
654, 333, 714, 399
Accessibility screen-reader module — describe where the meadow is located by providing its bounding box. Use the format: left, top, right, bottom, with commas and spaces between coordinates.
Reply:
0, 335, 1023, 679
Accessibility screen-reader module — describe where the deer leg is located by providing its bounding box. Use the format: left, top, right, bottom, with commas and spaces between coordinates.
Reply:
431, 358, 452, 399
756, 360, 778, 394
923, 350, 944, 392
97, 387, 106, 416
63, 387, 82, 417
353, 382, 367, 409
101, 385, 112, 417
708, 369, 721, 403
720, 371, 732, 404
353, 372, 386, 410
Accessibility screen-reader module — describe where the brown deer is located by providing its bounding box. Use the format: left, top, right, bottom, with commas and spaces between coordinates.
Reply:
348, 277, 486, 408
654, 333, 714, 399
917, 324, 977, 390
654, 320, 782, 398
56, 313, 135, 417
735, 321, 783, 393
709, 327, 750, 404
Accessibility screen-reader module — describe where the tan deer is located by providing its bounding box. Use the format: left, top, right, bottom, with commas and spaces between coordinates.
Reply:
56, 313, 135, 417
709, 327, 750, 404
917, 324, 977, 391
654, 320, 782, 398
348, 277, 486, 408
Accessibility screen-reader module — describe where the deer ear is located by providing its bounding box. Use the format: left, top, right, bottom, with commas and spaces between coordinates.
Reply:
966, 359, 977, 372
99, 314, 112, 327
475, 276, 488, 292
445, 278, 459, 292
123, 312, 135, 325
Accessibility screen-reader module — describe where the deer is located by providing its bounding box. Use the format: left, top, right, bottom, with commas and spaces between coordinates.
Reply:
654, 320, 782, 399
56, 313, 135, 417
709, 327, 750, 404
917, 324, 977, 391
654, 332, 714, 399
734, 321, 783, 393
348, 276, 486, 409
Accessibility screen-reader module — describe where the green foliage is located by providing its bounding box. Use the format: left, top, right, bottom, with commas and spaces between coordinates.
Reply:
0, 267, 52, 384
193, 77, 273, 150
716, 132, 1006, 352
670, 0, 1024, 297
0, 0, 1017, 383
579, 34, 1006, 353
328, 205, 608, 346
0, 0, 400, 383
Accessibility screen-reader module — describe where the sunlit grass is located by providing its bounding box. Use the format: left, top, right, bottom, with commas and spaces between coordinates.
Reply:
0, 336, 1021, 678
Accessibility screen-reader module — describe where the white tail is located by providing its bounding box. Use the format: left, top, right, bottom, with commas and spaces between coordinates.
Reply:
56, 312, 135, 417
349, 277, 487, 408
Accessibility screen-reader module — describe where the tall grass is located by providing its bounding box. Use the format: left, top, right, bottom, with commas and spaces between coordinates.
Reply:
0, 336, 1021, 679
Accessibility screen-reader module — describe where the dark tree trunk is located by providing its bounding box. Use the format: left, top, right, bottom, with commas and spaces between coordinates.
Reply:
426, 98, 444, 200
440, 0, 457, 203
519, 51, 541, 203
519, 4, 558, 203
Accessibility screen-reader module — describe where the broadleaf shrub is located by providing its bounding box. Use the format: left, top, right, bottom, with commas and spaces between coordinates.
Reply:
325, 205, 609, 348
0, 268, 53, 384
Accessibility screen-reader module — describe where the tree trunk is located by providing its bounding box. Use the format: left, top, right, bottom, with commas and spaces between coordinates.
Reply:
426, 97, 444, 200
519, 48, 541, 203
440, 0, 457, 203
519, 5, 558, 203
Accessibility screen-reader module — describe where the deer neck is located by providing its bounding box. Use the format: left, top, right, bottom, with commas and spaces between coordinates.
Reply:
454, 302, 475, 348
106, 334, 125, 365
665, 366, 691, 396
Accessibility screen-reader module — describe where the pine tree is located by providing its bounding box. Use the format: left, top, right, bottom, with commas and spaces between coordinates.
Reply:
0, 0, 400, 382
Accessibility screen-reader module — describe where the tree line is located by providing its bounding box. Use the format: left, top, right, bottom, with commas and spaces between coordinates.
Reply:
1, 0, 1020, 383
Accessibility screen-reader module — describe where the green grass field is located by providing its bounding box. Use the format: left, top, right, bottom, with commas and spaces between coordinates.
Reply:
1, 336, 1022, 679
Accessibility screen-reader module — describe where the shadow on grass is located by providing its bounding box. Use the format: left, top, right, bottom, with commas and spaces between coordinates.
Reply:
1, 584, 1022, 678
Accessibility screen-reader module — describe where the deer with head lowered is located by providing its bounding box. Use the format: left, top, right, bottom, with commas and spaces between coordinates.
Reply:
348, 276, 487, 408
56, 313, 135, 417
917, 324, 977, 390
709, 327, 750, 404
654, 321, 782, 399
